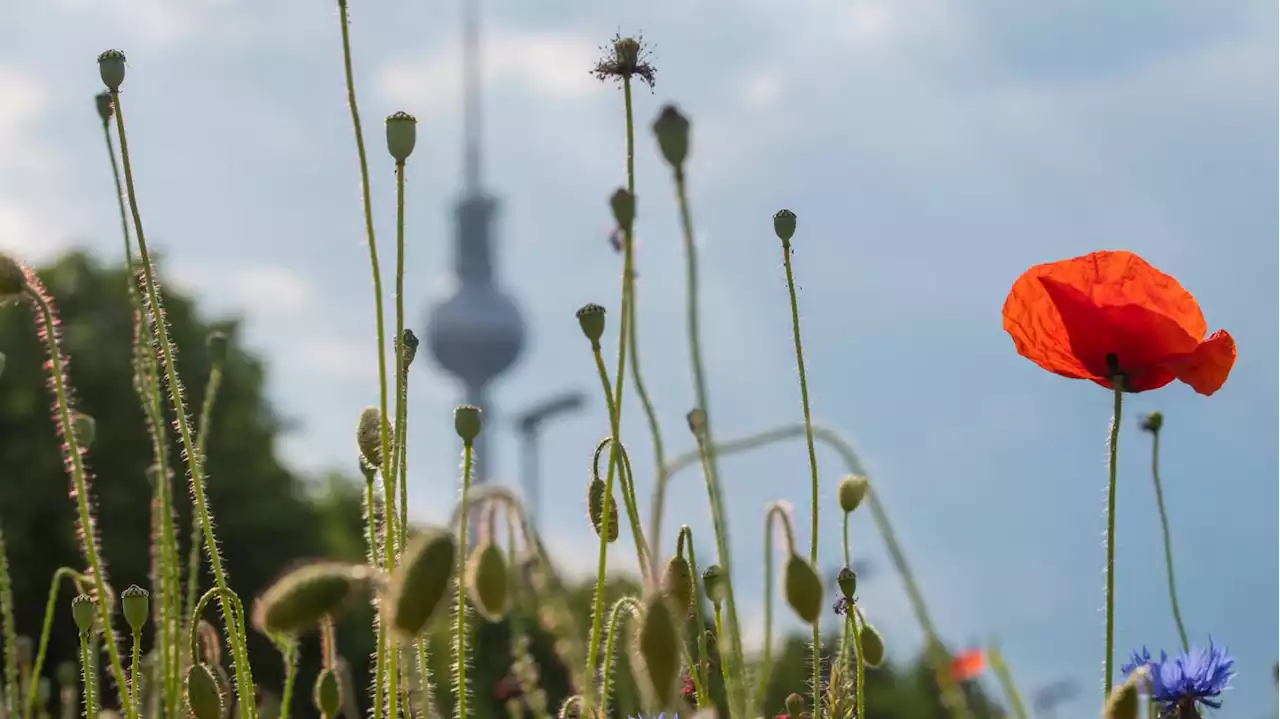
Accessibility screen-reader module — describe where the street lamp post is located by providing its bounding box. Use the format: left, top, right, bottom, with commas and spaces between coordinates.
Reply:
514, 390, 586, 528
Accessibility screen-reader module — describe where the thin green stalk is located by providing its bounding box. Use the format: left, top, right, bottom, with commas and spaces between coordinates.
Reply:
598, 597, 642, 715
1148, 429, 1189, 652
0, 527, 19, 719
23, 568, 86, 719
129, 630, 142, 707
277, 640, 298, 719
454, 442, 476, 719
77, 633, 96, 718
626, 299, 666, 584
363, 478, 387, 719
778, 234, 824, 719
851, 609, 865, 719
987, 643, 1028, 719
676, 528, 711, 709
756, 503, 796, 708
593, 436, 651, 580
109, 89, 255, 718
838, 512, 852, 663
186, 350, 224, 628
1103, 379, 1123, 699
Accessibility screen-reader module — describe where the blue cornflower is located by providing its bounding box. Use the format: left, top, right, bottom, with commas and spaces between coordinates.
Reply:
1122, 639, 1235, 717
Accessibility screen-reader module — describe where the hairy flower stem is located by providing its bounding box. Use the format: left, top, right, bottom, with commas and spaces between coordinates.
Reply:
677, 527, 711, 708
128, 630, 141, 706
852, 610, 865, 719
757, 504, 796, 708
597, 597, 641, 715
454, 442, 476, 719
778, 236, 824, 719
0, 528, 18, 719
987, 644, 1028, 719
1103, 380, 1123, 699
108, 90, 255, 718
1147, 429, 1189, 653
78, 632, 97, 718
185, 349, 224, 657
23, 568, 84, 719
277, 639, 299, 719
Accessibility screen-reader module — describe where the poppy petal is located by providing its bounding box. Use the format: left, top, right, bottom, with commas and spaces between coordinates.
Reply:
1062, 251, 1208, 341
1002, 269, 1095, 382
1173, 330, 1236, 396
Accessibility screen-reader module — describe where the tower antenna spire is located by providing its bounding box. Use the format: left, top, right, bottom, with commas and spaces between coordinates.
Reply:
462, 0, 483, 193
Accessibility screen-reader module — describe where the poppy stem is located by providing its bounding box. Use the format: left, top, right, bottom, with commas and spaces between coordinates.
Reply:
1149, 428, 1191, 653
1104, 377, 1124, 700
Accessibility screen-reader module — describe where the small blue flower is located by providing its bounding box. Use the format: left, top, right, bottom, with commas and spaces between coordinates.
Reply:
1122, 639, 1235, 717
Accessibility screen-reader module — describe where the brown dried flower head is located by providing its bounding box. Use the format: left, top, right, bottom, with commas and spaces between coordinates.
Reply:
592, 33, 656, 89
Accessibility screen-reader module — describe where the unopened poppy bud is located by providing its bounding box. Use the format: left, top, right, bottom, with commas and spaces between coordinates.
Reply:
184, 663, 223, 719
95, 91, 113, 123
575, 304, 606, 346
71, 594, 96, 633
773, 209, 797, 244
1139, 412, 1163, 434
313, 668, 342, 718
251, 562, 370, 636
97, 50, 127, 91
454, 404, 483, 443
701, 564, 727, 605
465, 540, 509, 621
785, 692, 805, 718
0, 254, 26, 298
686, 408, 706, 437
384, 529, 456, 638
121, 585, 149, 631
209, 663, 232, 710
661, 555, 695, 616
837, 475, 869, 514
73, 413, 96, 448
634, 593, 681, 706
783, 554, 823, 624
609, 188, 636, 232
859, 621, 885, 668
652, 104, 690, 169
399, 329, 419, 372
356, 407, 385, 468
1102, 670, 1142, 719
385, 111, 418, 162
587, 478, 619, 542
207, 331, 228, 365
837, 567, 857, 600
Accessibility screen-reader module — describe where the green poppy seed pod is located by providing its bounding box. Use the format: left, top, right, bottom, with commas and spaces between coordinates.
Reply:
837, 566, 857, 600
207, 331, 228, 365
71, 594, 96, 633
184, 663, 223, 719
0, 254, 26, 298
773, 209, 797, 244
385, 111, 418, 162
356, 406, 385, 468
95, 91, 114, 123
313, 668, 342, 718
464, 540, 509, 621
73, 413, 96, 448
634, 593, 681, 706
385, 529, 456, 638
783, 554, 823, 624
652, 104, 690, 169
614, 36, 641, 69
454, 404, 483, 443
121, 585, 149, 631
1102, 671, 1141, 719
586, 478, 619, 543
1140, 412, 1163, 434
661, 555, 695, 616
859, 621, 886, 668
97, 50, 127, 91
701, 564, 727, 605
609, 188, 636, 232
785, 692, 806, 718
399, 329, 419, 371
575, 303, 606, 346
251, 562, 369, 636
837, 475, 869, 514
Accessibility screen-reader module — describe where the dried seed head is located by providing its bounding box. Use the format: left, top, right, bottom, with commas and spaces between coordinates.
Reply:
661, 555, 695, 616
95, 91, 114, 124
72, 412, 96, 448
701, 564, 727, 605
1103, 670, 1142, 719
121, 584, 149, 631
184, 663, 224, 719
586, 477, 619, 543
575, 304, 607, 346
356, 406, 385, 468
313, 668, 342, 718
207, 331, 228, 365
652, 104, 690, 170
385, 529, 456, 639
70, 594, 96, 633
591, 34, 657, 88
634, 593, 681, 706
609, 188, 636, 233
385, 111, 418, 162
783, 554, 823, 624
454, 404, 483, 443
0, 254, 26, 299
859, 621, 885, 668
399, 329, 419, 372
1139, 412, 1163, 434
785, 692, 806, 718
837, 475, 869, 514
251, 562, 370, 636
773, 209, 797, 244
97, 49, 127, 91
465, 540, 510, 621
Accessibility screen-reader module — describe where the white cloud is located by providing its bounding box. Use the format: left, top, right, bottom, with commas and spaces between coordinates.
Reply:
741, 70, 783, 110
0, 67, 74, 261
51, 0, 243, 47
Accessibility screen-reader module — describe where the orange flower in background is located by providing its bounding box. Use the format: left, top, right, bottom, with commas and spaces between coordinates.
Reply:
1002, 250, 1235, 395
950, 648, 987, 682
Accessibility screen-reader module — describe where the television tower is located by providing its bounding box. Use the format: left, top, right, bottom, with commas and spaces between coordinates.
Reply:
426, 0, 526, 495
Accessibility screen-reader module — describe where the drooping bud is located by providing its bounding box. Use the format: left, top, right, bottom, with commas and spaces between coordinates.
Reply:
773, 209, 797, 244
209, 663, 233, 713
1102, 670, 1142, 719
313, 668, 342, 718
97, 50, 127, 91
1139, 412, 1163, 434
207, 331, 228, 365
384, 529, 456, 639
661, 555, 695, 616
609, 188, 636, 232
454, 404, 483, 443
183, 663, 224, 719
399, 329, 419, 372
71, 594, 96, 633
72, 413, 96, 448
652, 105, 690, 169
701, 565, 727, 605
836, 566, 857, 600
356, 407, 385, 469
385, 111, 418, 162
587, 478, 619, 543
575, 304, 606, 347
465, 540, 509, 621
0, 254, 26, 299
251, 562, 370, 636
634, 593, 681, 706
121, 585, 149, 631
94, 91, 114, 123
859, 621, 885, 668
785, 692, 806, 718
783, 554, 823, 624
837, 475, 869, 514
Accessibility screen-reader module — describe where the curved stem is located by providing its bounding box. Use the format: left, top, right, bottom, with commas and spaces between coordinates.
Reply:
1103, 380, 1123, 699
24, 568, 85, 719
626, 298, 667, 581
277, 639, 299, 719
1148, 430, 1189, 653
598, 597, 642, 715
454, 442, 476, 719
756, 504, 796, 709
592, 436, 651, 579
677, 527, 711, 709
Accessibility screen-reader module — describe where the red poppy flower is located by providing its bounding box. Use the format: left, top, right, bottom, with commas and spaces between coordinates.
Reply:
1003, 250, 1235, 395
949, 648, 987, 682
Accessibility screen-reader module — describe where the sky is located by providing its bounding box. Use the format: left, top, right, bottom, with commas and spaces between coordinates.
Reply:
1, 0, 1277, 715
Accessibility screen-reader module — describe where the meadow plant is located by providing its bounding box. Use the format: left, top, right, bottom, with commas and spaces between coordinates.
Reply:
0, 4, 1248, 719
